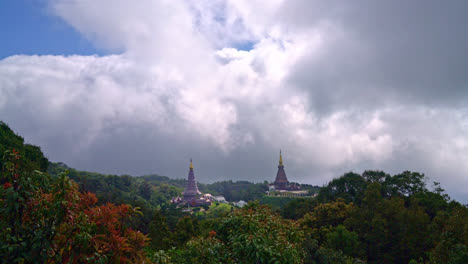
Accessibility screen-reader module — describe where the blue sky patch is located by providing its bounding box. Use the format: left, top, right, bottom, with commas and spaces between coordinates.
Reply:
0, 0, 103, 59
233, 40, 255, 51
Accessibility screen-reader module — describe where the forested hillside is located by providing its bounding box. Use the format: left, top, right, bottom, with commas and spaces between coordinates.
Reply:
0, 122, 150, 262
0, 121, 49, 172
1, 121, 468, 263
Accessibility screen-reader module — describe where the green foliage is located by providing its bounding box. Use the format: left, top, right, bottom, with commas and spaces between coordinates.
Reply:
47, 162, 183, 234
260, 195, 300, 209
317, 172, 366, 204
216, 205, 305, 263
48, 163, 183, 209
3, 122, 468, 264
199, 202, 232, 219
146, 248, 172, 264
41, 162, 468, 264
318, 170, 429, 205
174, 216, 200, 246
301, 198, 354, 233
325, 225, 361, 257
282, 198, 318, 220
0, 149, 150, 263
430, 205, 468, 263
382, 171, 426, 197
299, 183, 321, 195
161, 205, 305, 263
303, 171, 468, 264
139, 180, 153, 199
139, 174, 187, 189
0, 149, 56, 263
198, 180, 268, 202
344, 183, 431, 263
169, 235, 234, 264
314, 246, 362, 264
0, 121, 49, 173
447, 244, 468, 264
148, 210, 172, 250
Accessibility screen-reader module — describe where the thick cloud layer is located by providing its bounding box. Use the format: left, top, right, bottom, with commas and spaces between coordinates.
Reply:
1, 0, 468, 201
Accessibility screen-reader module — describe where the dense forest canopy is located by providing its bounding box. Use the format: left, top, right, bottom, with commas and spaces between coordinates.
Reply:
1, 121, 468, 263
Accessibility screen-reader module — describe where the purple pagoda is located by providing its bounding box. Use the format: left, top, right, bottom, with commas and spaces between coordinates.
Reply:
171, 159, 211, 206
272, 150, 301, 191
274, 150, 289, 190
183, 159, 201, 202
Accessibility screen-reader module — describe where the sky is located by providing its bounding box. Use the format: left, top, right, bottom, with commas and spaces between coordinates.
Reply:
1, 0, 468, 202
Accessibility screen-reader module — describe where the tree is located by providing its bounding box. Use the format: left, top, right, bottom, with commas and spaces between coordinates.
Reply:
281, 198, 318, 220
139, 181, 152, 200
0, 149, 150, 263
382, 171, 426, 198
317, 172, 367, 204
169, 234, 234, 264
216, 205, 305, 263
345, 183, 386, 263
430, 206, 468, 263
300, 198, 354, 241
326, 225, 361, 257
148, 210, 172, 250
174, 216, 199, 246
0, 121, 49, 173
362, 170, 388, 184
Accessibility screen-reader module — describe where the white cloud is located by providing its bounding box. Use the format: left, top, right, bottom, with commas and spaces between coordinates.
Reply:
1, 0, 468, 201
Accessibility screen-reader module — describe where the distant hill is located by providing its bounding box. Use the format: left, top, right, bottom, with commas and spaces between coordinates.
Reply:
0, 121, 49, 173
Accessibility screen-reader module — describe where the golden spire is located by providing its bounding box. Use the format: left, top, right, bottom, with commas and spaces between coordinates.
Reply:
190, 158, 193, 169
279, 150, 283, 166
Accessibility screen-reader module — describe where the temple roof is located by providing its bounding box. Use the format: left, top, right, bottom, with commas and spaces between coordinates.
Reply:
274, 150, 289, 185
183, 159, 201, 198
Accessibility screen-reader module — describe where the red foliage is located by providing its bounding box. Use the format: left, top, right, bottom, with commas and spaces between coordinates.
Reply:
86, 203, 148, 263
79, 191, 98, 208
1, 149, 150, 263
3, 182, 12, 189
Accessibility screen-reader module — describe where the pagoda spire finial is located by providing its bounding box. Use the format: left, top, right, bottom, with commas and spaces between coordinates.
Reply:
279, 150, 283, 166
190, 158, 193, 169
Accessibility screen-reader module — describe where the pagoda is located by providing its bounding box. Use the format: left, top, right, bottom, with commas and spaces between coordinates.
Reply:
183, 159, 201, 202
274, 150, 289, 190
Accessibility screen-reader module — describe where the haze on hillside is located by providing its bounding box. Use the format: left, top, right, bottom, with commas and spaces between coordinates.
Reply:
1, 1, 468, 202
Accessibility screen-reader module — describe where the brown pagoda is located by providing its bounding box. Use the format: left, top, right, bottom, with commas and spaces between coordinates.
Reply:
183, 159, 201, 202
274, 150, 289, 190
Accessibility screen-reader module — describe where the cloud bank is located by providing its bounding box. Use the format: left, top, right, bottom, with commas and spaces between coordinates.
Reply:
1, 0, 468, 201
